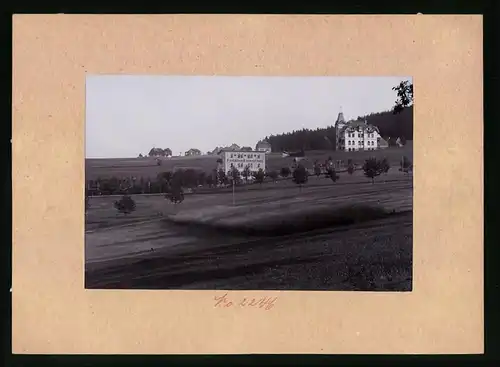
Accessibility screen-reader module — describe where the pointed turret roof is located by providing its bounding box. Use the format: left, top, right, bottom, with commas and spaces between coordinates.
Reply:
335, 108, 346, 126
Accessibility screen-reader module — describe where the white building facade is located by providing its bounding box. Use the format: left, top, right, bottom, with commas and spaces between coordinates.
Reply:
219, 150, 266, 174
334, 110, 384, 152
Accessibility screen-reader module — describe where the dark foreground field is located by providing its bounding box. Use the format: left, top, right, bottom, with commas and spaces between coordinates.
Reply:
85, 170, 413, 291
86, 213, 412, 291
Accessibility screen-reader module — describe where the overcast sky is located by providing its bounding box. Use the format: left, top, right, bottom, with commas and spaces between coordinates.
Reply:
85, 75, 411, 158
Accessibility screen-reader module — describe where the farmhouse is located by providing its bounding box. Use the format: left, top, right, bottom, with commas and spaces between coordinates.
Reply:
185, 148, 201, 156
218, 149, 266, 174
255, 140, 272, 153
334, 110, 386, 152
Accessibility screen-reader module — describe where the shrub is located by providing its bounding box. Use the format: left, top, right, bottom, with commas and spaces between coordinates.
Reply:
148, 180, 162, 194
114, 195, 136, 215
168, 182, 184, 204
128, 185, 143, 195
217, 169, 227, 186
158, 171, 173, 183
292, 164, 308, 191
228, 166, 240, 183
327, 167, 340, 182
280, 167, 291, 178
362, 157, 383, 184
242, 165, 252, 181
182, 168, 200, 188
314, 163, 322, 177
380, 158, 390, 175
266, 170, 278, 182
100, 177, 120, 195
205, 174, 214, 187
253, 168, 265, 185
197, 171, 207, 186
399, 156, 412, 174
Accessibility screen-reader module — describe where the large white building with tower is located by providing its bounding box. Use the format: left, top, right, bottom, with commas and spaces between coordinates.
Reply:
334, 109, 387, 152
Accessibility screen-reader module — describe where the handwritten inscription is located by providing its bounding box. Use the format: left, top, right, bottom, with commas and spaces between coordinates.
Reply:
214, 293, 278, 311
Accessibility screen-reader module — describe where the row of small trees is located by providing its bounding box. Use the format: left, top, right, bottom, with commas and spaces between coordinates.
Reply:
85, 156, 413, 215
87, 156, 412, 196
87, 167, 288, 196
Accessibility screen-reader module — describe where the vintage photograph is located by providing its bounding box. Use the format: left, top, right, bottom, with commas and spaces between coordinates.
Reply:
85, 76, 413, 291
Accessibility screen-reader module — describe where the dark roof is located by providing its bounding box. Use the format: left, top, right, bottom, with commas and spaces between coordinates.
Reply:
335, 112, 346, 125
378, 137, 389, 146
218, 149, 262, 155
340, 120, 380, 133
256, 140, 271, 146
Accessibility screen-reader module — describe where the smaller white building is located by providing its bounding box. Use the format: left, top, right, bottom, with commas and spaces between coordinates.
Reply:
219, 150, 266, 174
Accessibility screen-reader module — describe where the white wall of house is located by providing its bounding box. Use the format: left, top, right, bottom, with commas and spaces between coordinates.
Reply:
256, 146, 272, 153
342, 129, 380, 151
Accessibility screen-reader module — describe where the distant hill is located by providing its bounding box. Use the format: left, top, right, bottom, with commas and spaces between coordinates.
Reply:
263, 106, 413, 152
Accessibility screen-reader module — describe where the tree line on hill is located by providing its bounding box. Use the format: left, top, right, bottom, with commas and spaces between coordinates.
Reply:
135, 81, 414, 158
139, 105, 412, 159
261, 106, 413, 153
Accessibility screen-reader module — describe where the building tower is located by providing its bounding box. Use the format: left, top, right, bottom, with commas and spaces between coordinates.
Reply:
334, 107, 346, 151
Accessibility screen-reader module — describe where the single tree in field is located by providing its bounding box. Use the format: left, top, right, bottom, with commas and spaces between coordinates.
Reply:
362, 157, 383, 184
347, 159, 355, 175
169, 180, 184, 204
392, 80, 414, 114
197, 171, 207, 186
280, 166, 291, 178
292, 164, 308, 192
253, 168, 265, 186
242, 165, 251, 182
228, 166, 241, 184
114, 194, 136, 215
157, 171, 173, 189
183, 169, 199, 188
327, 167, 340, 183
380, 158, 390, 175
314, 160, 322, 178
399, 156, 413, 175
266, 170, 278, 183
217, 168, 227, 186
206, 174, 214, 188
